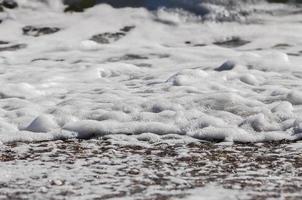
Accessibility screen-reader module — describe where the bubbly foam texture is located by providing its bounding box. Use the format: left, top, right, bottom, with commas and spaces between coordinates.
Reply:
0, 0, 302, 143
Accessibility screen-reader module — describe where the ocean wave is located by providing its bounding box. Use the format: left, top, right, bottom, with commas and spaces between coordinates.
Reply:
60, 0, 302, 22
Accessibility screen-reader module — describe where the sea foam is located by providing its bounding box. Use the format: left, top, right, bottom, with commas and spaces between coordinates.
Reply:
0, 0, 302, 143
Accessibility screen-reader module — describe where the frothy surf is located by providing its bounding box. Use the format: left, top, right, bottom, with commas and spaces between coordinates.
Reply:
0, 0, 302, 143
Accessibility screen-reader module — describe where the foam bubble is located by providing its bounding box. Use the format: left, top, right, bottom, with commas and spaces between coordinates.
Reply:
25, 115, 59, 133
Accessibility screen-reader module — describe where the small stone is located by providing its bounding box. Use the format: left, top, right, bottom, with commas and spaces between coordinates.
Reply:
2, 0, 18, 9
50, 179, 64, 186
120, 26, 135, 32
215, 60, 236, 71
128, 168, 140, 175
214, 36, 250, 48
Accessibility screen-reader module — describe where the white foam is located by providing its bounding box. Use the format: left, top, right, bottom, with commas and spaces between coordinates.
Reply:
239, 74, 258, 85
63, 120, 181, 139
25, 115, 59, 133
287, 91, 302, 105
0, 1, 302, 143
175, 185, 247, 200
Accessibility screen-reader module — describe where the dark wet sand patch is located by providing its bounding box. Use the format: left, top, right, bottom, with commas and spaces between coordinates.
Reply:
0, 138, 302, 200
23, 26, 61, 37
0, 43, 27, 51
90, 26, 135, 44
